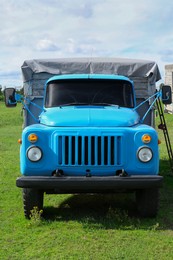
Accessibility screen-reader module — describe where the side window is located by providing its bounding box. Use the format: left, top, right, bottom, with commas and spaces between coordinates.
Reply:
123, 84, 134, 107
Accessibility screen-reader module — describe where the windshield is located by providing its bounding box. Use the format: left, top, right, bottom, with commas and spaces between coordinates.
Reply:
45, 79, 134, 108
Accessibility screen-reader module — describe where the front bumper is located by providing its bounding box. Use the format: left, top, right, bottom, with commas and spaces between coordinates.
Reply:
16, 175, 163, 193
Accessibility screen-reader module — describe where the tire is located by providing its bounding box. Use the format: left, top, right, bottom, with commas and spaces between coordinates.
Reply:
136, 188, 159, 218
23, 188, 44, 219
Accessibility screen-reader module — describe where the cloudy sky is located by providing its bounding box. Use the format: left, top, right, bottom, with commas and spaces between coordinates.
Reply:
1, 0, 173, 86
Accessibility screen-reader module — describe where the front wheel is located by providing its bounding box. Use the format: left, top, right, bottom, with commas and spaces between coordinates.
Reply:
136, 188, 159, 217
23, 188, 44, 219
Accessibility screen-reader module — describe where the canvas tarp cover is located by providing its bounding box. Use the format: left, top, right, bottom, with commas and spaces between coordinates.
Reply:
21, 58, 161, 99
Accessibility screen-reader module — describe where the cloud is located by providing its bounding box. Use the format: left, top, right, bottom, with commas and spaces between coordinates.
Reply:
66, 3, 93, 18
0, 71, 22, 87
159, 50, 173, 63
36, 39, 60, 52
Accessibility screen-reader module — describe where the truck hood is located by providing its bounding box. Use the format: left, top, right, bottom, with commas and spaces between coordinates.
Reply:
40, 106, 140, 127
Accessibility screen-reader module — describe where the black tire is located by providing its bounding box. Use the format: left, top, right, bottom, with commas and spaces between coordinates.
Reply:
23, 188, 44, 219
136, 188, 159, 218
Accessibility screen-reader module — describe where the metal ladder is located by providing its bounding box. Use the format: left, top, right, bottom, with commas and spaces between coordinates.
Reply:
156, 98, 173, 174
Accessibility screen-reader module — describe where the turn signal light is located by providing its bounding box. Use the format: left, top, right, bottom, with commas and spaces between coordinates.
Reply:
142, 134, 151, 144
28, 133, 38, 143
158, 139, 161, 144
18, 139, 22, 144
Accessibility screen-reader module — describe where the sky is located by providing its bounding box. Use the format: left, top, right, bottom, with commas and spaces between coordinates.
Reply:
1, 0, 173, 87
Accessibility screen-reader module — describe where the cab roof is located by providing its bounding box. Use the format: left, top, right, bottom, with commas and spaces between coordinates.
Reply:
46, 74, 132, 84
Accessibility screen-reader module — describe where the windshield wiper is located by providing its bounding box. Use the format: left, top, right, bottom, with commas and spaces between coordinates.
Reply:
59, 102, 119, 108
59, 102, 89, 107
91, 103, 119, 107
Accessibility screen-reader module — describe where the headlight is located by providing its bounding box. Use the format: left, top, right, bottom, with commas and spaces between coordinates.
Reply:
137, 147, 153, 162
27, 146, 42, 162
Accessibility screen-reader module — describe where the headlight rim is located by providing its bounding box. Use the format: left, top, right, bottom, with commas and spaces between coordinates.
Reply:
137, 146, 153, 163
27, 146, 43, 162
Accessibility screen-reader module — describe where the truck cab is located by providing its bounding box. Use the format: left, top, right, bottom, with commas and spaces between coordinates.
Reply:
20, 74, 159, 177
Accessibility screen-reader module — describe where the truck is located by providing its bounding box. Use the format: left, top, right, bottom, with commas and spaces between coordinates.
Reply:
4, 57, 172, 218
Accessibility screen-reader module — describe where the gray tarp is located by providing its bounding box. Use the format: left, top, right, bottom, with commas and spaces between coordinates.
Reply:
21, 57, 161, 82
21, 58, 161, 99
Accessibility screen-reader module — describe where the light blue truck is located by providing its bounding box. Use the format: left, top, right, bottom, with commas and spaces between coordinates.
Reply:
4, 58, 172, 218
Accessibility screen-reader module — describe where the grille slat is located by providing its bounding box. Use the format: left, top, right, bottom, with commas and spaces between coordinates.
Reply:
58, 135, 122, 166
107, 136, 111, 165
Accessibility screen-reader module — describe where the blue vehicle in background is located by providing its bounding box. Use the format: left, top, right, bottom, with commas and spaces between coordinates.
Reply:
4, 58, 172, 218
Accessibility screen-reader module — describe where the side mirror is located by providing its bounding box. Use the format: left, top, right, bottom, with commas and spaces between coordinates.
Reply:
161, 85, 172, 104
4, 88, 17, 107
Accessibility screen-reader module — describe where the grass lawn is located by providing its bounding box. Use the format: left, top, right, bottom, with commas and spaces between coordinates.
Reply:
0, 101, 173, 260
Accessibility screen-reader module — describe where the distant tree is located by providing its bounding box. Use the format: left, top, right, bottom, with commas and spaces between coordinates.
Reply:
0, 86, 4, 101
17, 87, 24, 95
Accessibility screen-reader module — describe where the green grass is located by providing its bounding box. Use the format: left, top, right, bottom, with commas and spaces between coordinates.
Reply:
1, 102, 173, 260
